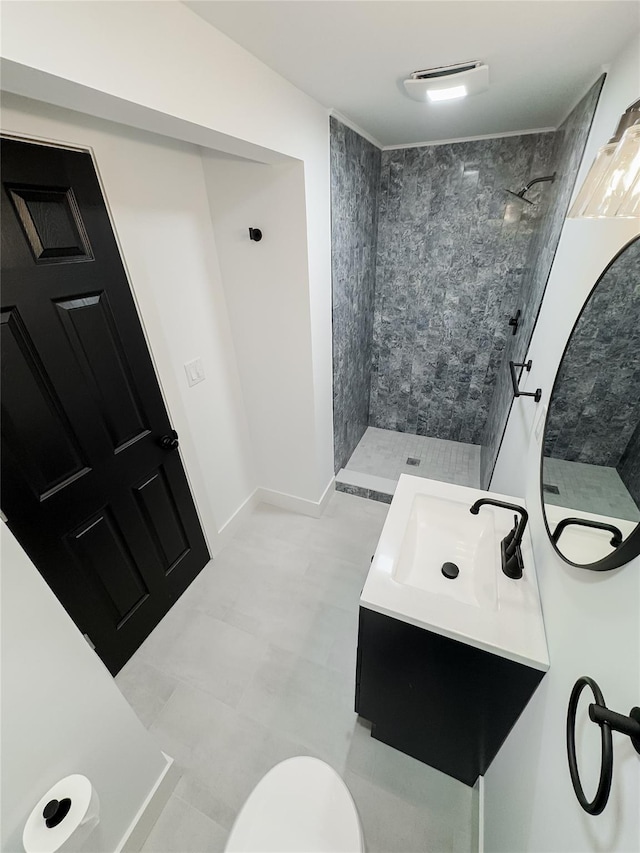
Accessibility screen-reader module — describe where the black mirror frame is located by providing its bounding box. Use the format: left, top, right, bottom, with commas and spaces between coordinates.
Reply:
540, 235, 640, 572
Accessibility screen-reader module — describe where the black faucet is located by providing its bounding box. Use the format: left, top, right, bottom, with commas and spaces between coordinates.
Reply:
469, 498, 529, 579
551, 517, 623, 548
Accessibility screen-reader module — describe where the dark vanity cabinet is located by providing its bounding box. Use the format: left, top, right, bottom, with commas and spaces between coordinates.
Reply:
355, 607, 545, 785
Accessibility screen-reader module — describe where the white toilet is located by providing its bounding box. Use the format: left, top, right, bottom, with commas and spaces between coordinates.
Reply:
224, 757, 364, 853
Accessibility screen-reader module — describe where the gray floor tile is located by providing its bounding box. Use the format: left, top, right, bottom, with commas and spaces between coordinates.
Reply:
344, 771, 455, 853
237, 645, 357, 768
346, 718, 471, 816
137, 609, 266, 709
127, 491, 475, 852
304, 552, 370, 612
151, 682, 315, 829
141, 793, 227, 853
115, 658, 178, 729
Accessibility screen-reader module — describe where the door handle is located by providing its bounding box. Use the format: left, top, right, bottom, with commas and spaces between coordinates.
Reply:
158, 430, 179, 450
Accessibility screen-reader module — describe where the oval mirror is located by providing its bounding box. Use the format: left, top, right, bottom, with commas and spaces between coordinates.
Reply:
541, 236, 640, 569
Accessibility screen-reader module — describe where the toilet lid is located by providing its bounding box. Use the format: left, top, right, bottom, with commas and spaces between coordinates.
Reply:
225, 757, 363, 853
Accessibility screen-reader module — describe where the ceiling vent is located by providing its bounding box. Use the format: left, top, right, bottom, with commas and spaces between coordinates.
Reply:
403, 61, 489, 103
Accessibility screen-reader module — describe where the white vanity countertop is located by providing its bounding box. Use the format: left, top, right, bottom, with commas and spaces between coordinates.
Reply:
360, 475, 550, 671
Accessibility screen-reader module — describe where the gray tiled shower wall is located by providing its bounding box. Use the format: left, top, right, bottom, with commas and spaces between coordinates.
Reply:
369, 133, 555, 443
479, 77, 604, 486
331, 118, 381, 472
330, 75, 603, 482
544, 238, 640, 504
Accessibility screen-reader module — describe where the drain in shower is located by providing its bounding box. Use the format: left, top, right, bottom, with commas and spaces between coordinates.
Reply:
406, 457, 421, 466
543, 483, 560, 495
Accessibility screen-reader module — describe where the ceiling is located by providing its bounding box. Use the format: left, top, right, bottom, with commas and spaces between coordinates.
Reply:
185, 1, 639, 147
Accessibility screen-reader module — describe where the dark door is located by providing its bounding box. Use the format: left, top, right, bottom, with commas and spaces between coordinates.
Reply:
1, 138, 210, 675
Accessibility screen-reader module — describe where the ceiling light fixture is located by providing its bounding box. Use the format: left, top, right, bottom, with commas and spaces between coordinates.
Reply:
427, 85, 467, 103
403, 60, 489, 104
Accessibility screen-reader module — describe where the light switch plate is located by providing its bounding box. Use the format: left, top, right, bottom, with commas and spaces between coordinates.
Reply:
184, 357, 205, 387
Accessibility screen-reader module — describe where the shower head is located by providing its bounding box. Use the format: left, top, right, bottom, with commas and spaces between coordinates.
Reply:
505, 188, 534, 205
505, 172, 557, 205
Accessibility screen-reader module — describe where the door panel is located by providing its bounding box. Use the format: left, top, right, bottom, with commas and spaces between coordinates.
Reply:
1, 138, 210, 674
1, 306, 91, 500
54, 291, 150, 452
6, 184, 93, 263
133, 469, 190, 575
67, 508, 151, 625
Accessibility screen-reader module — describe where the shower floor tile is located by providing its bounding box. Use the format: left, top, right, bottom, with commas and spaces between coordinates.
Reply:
345, 427, 481, 489
542, 458, 639, 522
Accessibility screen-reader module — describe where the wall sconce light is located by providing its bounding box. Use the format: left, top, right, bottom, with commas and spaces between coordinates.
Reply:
569, 99, 640, 219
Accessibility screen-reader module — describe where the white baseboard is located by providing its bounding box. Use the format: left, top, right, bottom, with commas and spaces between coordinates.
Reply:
115, 752, 180, 853
213, 480, 336, 553
257, 477, 335, 518
215, 488, 261, 552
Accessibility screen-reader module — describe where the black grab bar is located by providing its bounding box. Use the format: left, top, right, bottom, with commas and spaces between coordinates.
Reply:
509, 360, 542, 403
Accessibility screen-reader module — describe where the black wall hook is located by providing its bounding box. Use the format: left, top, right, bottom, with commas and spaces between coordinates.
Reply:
567, 676, 640, 815
248, 228, 262, 242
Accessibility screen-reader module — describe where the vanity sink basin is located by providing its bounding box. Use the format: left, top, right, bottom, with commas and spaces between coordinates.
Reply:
361, 475, 549, 670
394, 493, 498, 609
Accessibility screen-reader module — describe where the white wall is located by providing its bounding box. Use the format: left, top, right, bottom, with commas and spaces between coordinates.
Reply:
202, 153, 326, 504
0, 0, 335, 503
485, 34, 640, 852
1, 524, 169, 852
1, 92, 257, 549
0, 10, 338, 843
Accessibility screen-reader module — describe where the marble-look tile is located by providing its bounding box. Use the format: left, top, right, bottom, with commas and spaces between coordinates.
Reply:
543, 239, 640, 504
331, 117, 381, 472
371, 132, 557, 448
480, 76, 604, 486
331, 80, 603, 493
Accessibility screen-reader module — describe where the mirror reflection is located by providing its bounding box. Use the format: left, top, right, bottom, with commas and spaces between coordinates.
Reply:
542, 236, 640, 566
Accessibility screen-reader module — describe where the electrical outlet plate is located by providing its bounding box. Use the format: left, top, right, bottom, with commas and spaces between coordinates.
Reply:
184, 357, 205, 387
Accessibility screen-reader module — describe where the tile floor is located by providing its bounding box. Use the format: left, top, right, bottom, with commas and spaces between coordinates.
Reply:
542, 458, 640, 522
346, 427, 481, 489
116, 491, 477, 853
